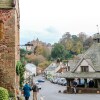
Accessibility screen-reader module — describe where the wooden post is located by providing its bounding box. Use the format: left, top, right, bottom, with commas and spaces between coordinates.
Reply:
84, 79, 87, 88
94, 79, 98, 88
67, 79, 74, 93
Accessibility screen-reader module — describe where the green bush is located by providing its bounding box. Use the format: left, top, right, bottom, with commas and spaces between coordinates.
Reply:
0, 87, 9, 100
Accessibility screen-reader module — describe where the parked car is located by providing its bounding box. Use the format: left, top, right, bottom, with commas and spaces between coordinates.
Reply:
52, 78, 57, 84
49, 78, 53, 83
37, 78, 45, 82
61, 80, 67, 86
52, 78, 61, 84
57, 78, 67, 86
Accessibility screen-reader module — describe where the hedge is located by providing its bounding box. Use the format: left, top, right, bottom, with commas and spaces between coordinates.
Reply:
0, 87, 9, 100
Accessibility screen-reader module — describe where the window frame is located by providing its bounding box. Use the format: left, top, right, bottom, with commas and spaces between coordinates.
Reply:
81, 66, 89, 72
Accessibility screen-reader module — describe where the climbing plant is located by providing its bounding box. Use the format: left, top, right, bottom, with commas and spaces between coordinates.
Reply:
16, 61, 25, 87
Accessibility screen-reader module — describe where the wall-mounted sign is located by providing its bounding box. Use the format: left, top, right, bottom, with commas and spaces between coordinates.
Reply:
0, 0, 13, 8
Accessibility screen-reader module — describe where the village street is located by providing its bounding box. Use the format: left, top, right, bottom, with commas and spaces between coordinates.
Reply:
24, 76, 100, 100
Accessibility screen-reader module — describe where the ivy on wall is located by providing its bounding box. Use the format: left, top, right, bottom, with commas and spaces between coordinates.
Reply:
16, 61, 25, 88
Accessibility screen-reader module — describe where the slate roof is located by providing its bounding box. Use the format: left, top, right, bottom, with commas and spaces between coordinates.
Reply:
59, 72, 100, 79
68, 60, 79, 71
83, 43, 100, 71
60, 33, 100, 78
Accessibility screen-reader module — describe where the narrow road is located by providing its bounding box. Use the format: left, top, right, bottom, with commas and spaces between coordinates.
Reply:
27, 76, 100, 100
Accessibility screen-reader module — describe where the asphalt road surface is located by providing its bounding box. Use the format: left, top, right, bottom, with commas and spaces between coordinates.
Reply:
27, 76, 100, 100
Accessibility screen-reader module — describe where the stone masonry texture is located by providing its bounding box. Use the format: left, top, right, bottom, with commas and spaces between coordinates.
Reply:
0, 0, 20, 96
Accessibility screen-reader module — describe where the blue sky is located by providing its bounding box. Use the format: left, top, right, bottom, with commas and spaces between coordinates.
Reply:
19, 0, 100, 45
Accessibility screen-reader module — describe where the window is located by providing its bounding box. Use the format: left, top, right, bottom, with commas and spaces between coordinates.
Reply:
0, 20, 4, 40
81, 66, 89, 72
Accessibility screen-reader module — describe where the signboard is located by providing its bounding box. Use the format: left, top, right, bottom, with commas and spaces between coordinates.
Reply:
0, 0, 13, 8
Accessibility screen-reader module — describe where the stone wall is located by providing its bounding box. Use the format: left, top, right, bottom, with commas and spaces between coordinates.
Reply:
0, 7, 19, 94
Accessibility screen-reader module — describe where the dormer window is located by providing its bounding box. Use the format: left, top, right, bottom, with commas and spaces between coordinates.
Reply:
81, 66, 89, 72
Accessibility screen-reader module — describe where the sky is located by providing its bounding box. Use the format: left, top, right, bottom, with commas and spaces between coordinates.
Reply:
19, 0, 100, 45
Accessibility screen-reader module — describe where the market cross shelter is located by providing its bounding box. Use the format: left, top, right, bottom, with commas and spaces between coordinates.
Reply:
60, 33, 100, 93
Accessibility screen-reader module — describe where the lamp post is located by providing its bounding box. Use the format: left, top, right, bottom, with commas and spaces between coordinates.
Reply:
18, 42, 33, 47
96, 25, 99, 33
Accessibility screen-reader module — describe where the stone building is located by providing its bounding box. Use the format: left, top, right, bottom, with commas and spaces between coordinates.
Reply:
60, 33, 100, 93
0, 0, 20, 95
26, 38, 52, 54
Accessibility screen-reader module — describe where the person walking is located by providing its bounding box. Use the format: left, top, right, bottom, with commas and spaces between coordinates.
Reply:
23, 82, 31, 100
72, 80, 77, 94
32, 82, 39, 100
89, 80, 94, 88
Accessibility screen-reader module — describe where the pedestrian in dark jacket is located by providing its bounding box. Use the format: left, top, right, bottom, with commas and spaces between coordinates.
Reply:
23, 82, 31, 100
89, 80, 94, 88
72, 80, 77, 94
32, 82, 39, 100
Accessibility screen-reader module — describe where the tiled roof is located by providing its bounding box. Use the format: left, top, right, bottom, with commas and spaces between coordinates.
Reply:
60, 35, 100, 78
59, 72, 100, 79
83, 43, 100, 71
68, 60, 79, 71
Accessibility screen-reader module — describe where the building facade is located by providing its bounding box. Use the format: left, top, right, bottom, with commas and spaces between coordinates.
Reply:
0, 0, 20, 94
60, 33, 100, 93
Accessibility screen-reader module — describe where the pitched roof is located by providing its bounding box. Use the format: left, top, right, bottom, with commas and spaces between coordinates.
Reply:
72, 57, 96, 72
71, 42, 100, 72
83, 43, 100, 71
59, 72, 100, 79
68, 60, 79, 71
59, 34, 100, 78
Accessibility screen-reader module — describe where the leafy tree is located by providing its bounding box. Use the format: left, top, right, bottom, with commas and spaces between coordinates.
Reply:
41, 46, 51, 59
65, 50, 73, 59
34, 45, 44, 55
51, 43, 66, 60
76, 41, 83, 54
60, 32, 71, 46
26, 54, 46, 66
38, 61, 51, 69
65, 39, 73, 51
83, 36, 93, 50
72, 35, 79, 41
78, 32, 87, 42
20, 48, 27, 57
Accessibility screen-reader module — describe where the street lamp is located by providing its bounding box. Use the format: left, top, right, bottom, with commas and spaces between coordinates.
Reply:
96, 25, 99, 33
18, 42, 33, 47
